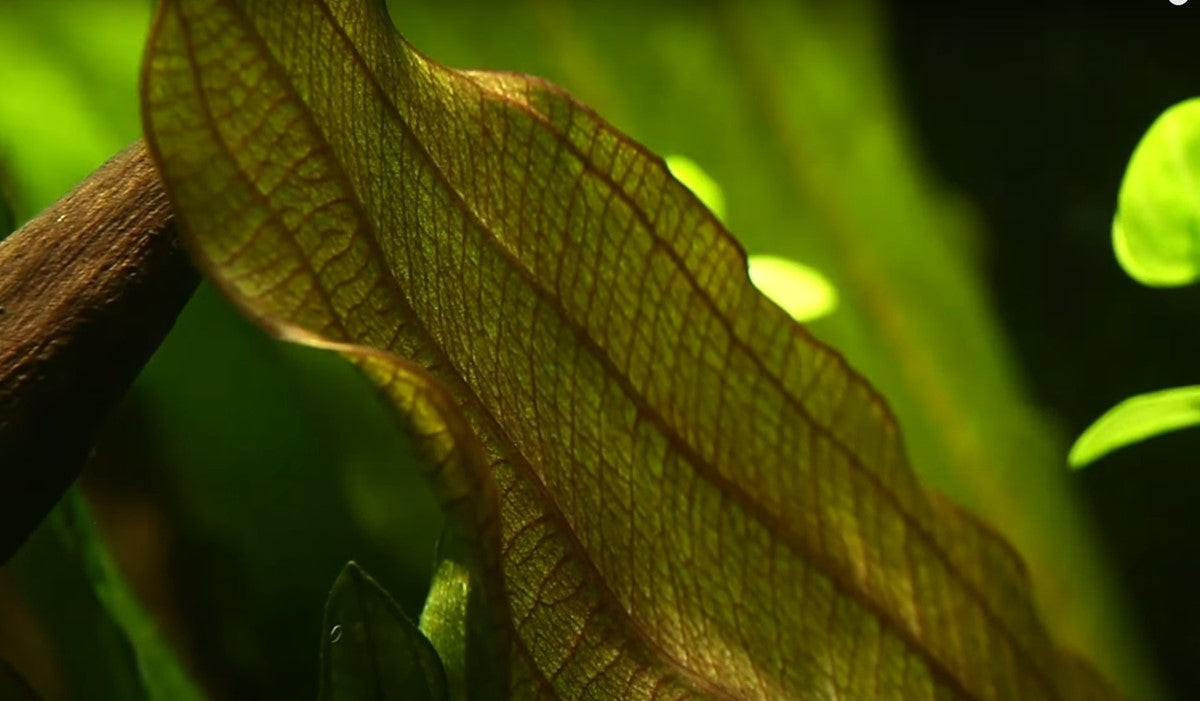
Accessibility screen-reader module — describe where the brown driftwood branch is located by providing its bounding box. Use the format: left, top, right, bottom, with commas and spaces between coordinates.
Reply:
0, 140, 196, 562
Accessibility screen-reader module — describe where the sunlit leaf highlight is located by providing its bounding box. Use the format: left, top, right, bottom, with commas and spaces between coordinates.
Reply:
1070, 385, 1200, 468
418, 532, 505, 701
142, 0, 1123, 697
1112, 97, 1200, 287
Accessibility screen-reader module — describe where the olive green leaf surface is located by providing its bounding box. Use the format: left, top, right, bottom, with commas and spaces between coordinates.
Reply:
320, 561, 448, 700
418, 530, 505, 701
142, 0, 1120, 698
446, 2, 1138, 687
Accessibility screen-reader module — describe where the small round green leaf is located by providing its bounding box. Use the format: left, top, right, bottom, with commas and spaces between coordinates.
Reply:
748, 254, 839, 322
1069, 385, 1200, 468
1113, 98, 1200, 287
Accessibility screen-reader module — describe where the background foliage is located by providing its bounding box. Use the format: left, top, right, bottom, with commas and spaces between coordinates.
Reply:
0, 1, 1196, 699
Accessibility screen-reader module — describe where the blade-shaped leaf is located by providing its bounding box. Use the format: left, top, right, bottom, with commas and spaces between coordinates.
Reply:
142, 0, 1123, 698
1070, 385, 1200, 469
320, 561, 448, 701
59, 489, 206, 701
418, 529, 505, 701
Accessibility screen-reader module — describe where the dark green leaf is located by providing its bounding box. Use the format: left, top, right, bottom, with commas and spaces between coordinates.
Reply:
320, 562, 448, 701
60, 491, 206, 701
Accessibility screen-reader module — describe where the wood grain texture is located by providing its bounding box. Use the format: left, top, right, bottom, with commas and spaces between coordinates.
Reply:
0, 140, 196, 562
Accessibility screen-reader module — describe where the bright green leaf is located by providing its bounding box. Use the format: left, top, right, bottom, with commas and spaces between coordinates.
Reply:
378, 8, 1147, 687
418, 558, 471, 701
1112, 98, 1200, 287
143, 0, 1123, 697
747, 254, 839, 321
665, 154, 727, 220
418, 530, 504, 701
320, 562, 448, 701
1070, 385, 1200, 468
0, 2, 149, 221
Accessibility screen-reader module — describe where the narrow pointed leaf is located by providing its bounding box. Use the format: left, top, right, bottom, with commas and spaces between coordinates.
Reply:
320, 561, 449, 701
142, 0, 1124, 698
60, 490, 206, 701
419, 529, 505, 701
1070, 385, 1200, 468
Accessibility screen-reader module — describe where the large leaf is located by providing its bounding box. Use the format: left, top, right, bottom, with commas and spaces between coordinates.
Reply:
387, 2, 1143, 687
142, 0, 1122, 698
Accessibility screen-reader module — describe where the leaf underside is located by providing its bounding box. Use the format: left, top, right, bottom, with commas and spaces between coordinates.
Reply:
142, 0, 1122, 698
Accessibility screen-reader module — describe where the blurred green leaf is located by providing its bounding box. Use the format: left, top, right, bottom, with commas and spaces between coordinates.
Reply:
6, 488, 197, 701
320, 562, 448, 701
0, 164, 12, 237
0, 2, 149, 221
1070, 386, 1200, 468
59, 491, 206, 701
1113, 98, 1200, 287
